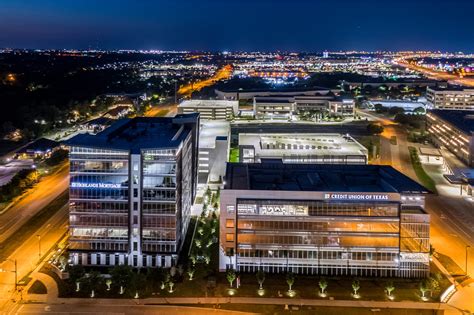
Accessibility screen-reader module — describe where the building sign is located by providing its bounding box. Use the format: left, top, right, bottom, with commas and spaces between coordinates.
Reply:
400, 252, 429, 263
71, 182, 122, 189
259, 205, 308, 216
324, 193, 389, 201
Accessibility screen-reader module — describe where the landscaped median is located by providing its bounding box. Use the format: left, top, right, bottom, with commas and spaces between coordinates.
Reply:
408, 146, 437, 193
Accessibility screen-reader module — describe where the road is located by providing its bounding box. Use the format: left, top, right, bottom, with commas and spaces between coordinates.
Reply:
395, 60, 474, 87
358, 109, 474, 314
0, 162, 69, 243
0, 203, 68, 310
178, 65, 233, 97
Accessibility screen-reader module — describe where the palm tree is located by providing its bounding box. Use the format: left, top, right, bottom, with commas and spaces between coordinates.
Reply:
385, 281, 395, 298
319, 279, 328, 295
187, 265, 195, 281
256, 270, 265, 289
419, 280, 429, 300
226, 269, 236, 288
286, 272, 295, 292
352, 280, 360, 296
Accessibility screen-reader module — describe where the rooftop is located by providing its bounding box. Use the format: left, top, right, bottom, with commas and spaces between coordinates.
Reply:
428, 85, 474, 92
238, 133, 367, 158
428, 109, 474, 135
216, 86, 333, 94
65, 114, 199, 153
18, 138, 60, 154
224, 163, 430, 194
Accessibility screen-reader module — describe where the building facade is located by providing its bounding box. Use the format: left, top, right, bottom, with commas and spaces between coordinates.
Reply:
220, 163, 430, 278
426, 86, 474, 110
178, 100, 238, 121
66, 114, 199, 268
253, 95, 355, 119
426, 109, 474, 167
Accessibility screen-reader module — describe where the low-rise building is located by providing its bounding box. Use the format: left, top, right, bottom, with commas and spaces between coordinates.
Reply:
178, 100, 238, 121
238, 133, 367, 164
426, 109, 474, 166
215, 87, 336, 101
426, 86, 474, 110
253, 95, 354, 119
16, 138, 61, 159
220, 163, 430, 278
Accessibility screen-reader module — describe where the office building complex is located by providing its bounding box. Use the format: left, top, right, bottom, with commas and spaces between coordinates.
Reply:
178, 100, 238, 121
253, 95, 354, 119
215, 87, 337, 101
66, 114, 199, 268
220, 163, 430, 278
426, 109, 474, 167
238, 133, 367, 164
426, 86, 474, 110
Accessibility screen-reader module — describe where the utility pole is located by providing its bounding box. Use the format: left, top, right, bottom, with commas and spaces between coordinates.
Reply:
466, 245, 471, 276
37, 234, 41, 259
174, 80, 177, 104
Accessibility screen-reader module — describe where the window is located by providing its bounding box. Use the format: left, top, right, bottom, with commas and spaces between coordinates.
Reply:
226, 205, 235, 213
133, 202, 138, 211
133, 242, 138, 251
226, 233, 234, 242
133, 215, 138, 225
226, 219, 235, 228
133, 189, 138, 198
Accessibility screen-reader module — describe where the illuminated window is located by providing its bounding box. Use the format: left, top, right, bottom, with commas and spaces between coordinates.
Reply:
226, 233, 234, 242
226, 219, 235, 228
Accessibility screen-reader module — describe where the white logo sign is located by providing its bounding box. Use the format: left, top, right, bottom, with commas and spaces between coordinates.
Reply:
71, 182, 122, 189
324, 193, 389, 201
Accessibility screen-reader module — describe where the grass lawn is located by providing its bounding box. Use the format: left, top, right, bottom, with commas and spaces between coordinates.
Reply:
355, 135, 380, 161
408, 146, 437, 193
229, 147, 239, 162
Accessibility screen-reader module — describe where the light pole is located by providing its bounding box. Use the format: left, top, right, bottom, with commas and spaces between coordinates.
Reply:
36, 234, 41, 259
466, 245, 471, 276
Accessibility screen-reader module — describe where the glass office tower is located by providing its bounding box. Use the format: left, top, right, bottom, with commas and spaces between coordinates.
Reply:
67, 114, 199, 268
220, 163, 430, 278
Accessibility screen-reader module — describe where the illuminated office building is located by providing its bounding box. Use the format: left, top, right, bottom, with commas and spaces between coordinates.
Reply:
220, 162, 430, 278
426, 109, 474, 167
66, 114, 199, 268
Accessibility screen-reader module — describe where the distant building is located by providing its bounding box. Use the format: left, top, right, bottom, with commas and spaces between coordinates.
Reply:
253, 95, 354, 119
16, 138, 60, 159
426, 86, 474, 110
215, 87, 337, 101
220, 163, 430, 278
65, 114, 199, 268
366, 99, 427, 113
103, 104, 134, 119
178, 100, 238, 121
238, 133, 367, 164
426, 109, 474, 167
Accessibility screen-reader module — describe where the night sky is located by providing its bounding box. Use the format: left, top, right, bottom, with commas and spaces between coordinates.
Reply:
1, 0, 473, 52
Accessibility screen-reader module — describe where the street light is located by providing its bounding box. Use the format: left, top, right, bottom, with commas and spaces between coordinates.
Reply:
37, 234, 41, 259
0, 259, 18, 290
466, 245, 471, 276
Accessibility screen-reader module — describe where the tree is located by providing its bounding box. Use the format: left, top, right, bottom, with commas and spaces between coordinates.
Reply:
319, 278, 328, 295
67, 265, 85, 285
110, 265, 133, 294
367, 123, 384, 135
352, 280, 360, 296
226, 269, 236, 288
385, 281, 395, 297
187, 265, 195, 281
256, 270, 265, 289
286, 272, 295, 292
388, 106, 404, 116
419, 279, 430, 299
105, 279, 112, 291
83, 271, 104, 294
